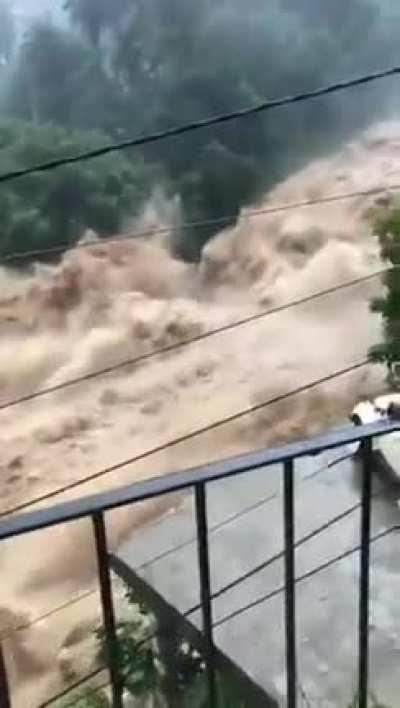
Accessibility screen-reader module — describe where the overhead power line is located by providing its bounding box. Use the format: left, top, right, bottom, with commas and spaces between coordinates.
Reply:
0, 495, 280, 644
1, 181, 400, 264
0, 450, 360, 644
11, 455, 397, 708
35, 487, 398, 706
209, 471, 397, 605
138, 448, 356, 573
213, 524, 400, 629
0, 588, 97, 643
212, 498, 362, 603
0, 65, 399, 185
0, 271, 383, 413
0, 358, 369, 519
57, 681, 110, 708
13, 459, 396, 651
37, 520, 398, 707
39, 668, 107, 708
1, 496, 280, 644
0, 454, 345, 642
106, 511, 400, 687
138, 491, 280, 572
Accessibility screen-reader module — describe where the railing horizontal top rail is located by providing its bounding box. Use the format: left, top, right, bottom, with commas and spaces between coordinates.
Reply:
0, 419, 397, 542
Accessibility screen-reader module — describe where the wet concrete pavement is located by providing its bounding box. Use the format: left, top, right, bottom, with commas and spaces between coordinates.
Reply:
118, 434, 400, 707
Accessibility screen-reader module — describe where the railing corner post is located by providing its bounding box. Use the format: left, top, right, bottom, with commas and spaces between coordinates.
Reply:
195, 482, 217, 708
284, 458, 297, 708
92, 512, 123, 708
0, 643, 11, 708
358, 437, 372, 708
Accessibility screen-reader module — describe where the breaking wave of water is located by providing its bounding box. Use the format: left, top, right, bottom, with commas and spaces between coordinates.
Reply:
2, 121, 398, 705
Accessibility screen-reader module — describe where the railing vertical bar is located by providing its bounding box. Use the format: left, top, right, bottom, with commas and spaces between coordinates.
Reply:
0, 643, 11, 708
92, 512, 123, 708
359, 437, 372, 708
195, 482, 217, 708
284, 458, 297, 708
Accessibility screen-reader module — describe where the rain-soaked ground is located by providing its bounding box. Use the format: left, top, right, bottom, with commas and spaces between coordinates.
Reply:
118, 432, 400, 708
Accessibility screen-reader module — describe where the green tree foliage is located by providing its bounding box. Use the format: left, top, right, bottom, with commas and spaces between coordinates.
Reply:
0, 120, 152, 257
55, 687, 108, 708
97, 596, 205, 707
95, 589, 247, 708
369, 205, 400, 368
3, 0, 400, 260
61, 0, 400, 257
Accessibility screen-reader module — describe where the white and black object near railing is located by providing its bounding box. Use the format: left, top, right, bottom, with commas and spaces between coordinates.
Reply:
350, 395, 400, 487
0, 419, 398, 708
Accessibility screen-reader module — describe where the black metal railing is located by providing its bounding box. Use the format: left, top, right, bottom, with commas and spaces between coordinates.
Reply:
0, 418, 398, 708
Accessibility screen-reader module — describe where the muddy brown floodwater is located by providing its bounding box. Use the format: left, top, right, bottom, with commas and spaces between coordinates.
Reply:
1, 120, 398, 706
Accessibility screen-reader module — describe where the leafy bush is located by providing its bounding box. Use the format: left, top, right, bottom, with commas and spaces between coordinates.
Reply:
95, 587, 249, 707
54, 686, 108, 708
369, 203, 400, 370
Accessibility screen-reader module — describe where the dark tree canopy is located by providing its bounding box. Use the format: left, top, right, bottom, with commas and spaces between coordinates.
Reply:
1, 0, 400, 260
